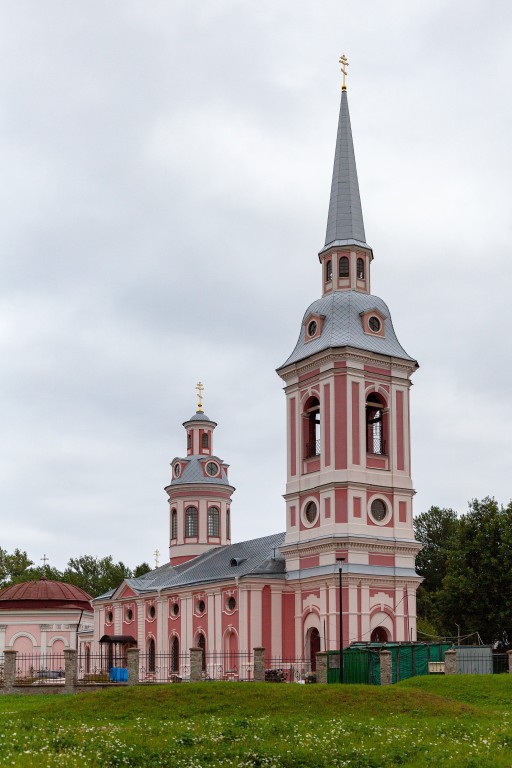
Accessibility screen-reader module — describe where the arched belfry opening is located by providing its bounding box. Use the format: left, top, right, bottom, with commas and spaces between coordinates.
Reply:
366, 393, 386, 455
303, 396, 320, 459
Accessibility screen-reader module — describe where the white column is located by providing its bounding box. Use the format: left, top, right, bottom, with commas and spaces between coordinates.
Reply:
328, 585, 337, 650
157, 598, 166, 654
250, 588, 263, 649
361, 584, 370, 641
294, 590, 302, 658
114, 604, 122, 635
238, 587, 248, 653
270, 587, 282, 657
0, 624, 7, 653
348, 583, 358, 644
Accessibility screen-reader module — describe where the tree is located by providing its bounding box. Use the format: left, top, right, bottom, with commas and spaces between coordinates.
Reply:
413, 506, 459, 630
62, 555, 133, 598
133, 562, 151, 578
0, 548, 62, 588
436, 497, 512, 645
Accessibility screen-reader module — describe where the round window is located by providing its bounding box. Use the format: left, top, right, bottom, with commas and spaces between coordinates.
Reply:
370, 499, 387, 522
174, 463, 181, 478
171, 602, 179, 617
307, 320, 318, 337
304, 501, 318, 524
206, 461, 219, 476
368, 316, 381, 333
126, 608, 133, 622
148, 605, 156, 619
227, 596, 236, 611
106, 611, 113, 624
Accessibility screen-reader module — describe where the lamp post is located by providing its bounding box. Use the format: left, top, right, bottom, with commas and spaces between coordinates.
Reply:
336, 556, 345, 683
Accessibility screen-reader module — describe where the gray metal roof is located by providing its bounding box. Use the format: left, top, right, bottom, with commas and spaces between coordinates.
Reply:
126, 532, 286, 592
323, 89, 368, 252
279, 290, 416, 368
184, 411, 215, 424
170, 455, 232, 487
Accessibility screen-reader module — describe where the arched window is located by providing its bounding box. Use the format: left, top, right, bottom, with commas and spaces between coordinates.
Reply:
171, 509, 177, 540
304, 396, 320, 458
366, 393, 385, 455
147, 638, 156, 673
197, 633, 206, 671
170, 636, 180, 673
226, 508, 230, 539
339, 255, 349, 278
202, 433, 209, 449
326, 260, 332, 282
187, 432, 192, 450
357, 257, 365, 280
208, 506, 220, 537
185, 506, 198, 537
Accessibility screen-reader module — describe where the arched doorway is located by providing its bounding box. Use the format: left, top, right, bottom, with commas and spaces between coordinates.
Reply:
308, 627, 320, 671
371, 626, 389, 643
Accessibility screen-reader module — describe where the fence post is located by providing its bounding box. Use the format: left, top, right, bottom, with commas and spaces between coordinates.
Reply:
127, 648, 140, 685
507, 650, 512, 673
316, 652, 328, 684
379, 649, 392, 685
444, 649, 456, 674
3, 649, 16, 692
253, 647, 265, 682
64, 649, 77, 692
190, 647, 203, 682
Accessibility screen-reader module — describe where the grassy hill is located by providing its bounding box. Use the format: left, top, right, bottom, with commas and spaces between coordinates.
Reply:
1, 677, 511, 766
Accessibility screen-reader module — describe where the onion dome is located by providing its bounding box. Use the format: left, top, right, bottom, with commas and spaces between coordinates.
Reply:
0, 578, 92, 611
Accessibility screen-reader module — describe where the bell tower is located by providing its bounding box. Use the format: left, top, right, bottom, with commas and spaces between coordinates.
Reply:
276, 61, 422, 644
165, 384, 235, 566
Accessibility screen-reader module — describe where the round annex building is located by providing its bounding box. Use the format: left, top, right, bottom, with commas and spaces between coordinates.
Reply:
0, 577, 93, 655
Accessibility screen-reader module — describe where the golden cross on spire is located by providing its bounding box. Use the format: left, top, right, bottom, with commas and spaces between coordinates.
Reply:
339, 54, 349, 91
196, 381, 204, 412
153, 548, 160, 568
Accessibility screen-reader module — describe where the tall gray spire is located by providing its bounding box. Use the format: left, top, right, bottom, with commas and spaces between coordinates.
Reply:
323, 89, 368, 251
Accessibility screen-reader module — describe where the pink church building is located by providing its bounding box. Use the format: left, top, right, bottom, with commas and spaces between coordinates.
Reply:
85, 76, 422, 673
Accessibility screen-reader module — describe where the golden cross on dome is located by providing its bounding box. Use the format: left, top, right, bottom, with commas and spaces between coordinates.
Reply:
153, 548, 160, 568
196, 381, 204, 412
339, 54, 349, 91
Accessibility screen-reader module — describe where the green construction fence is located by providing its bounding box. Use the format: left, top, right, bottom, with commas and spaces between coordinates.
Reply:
326, 642, 452, 684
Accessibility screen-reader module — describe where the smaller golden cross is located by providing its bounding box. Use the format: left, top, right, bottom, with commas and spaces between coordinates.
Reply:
196, 381, 204, 412
153, 548, 160, 568
339, 54, 349, 91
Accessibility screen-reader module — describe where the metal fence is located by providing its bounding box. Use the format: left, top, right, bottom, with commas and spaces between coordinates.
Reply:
139, 652, 191, 683
77, 653, 111, 684
265, 658, 314, 683
0, 653, 3, 686
14, 653, 65, 686
204, 652, 253, 681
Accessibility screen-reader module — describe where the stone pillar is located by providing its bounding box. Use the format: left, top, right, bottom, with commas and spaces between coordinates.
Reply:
253, 647, 265, 682
444, 649, 456, 675
190, 647, 203, 682
64, 649, 77, 692
3, 649, 17, 691
127, 648, 140, 685
379, 649, 392, 685
316, 652, 328, 684
507, 650, 512, 673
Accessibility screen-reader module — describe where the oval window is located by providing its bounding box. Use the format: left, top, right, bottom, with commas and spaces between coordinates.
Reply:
126, 608, 133, 622
196, 599, 206, 614
305, 501, 318, 524
307, 320, 318, 337
171, 602, 179, 617
227, 596, 236, 611
370, 499, 387, 522
369, 316, 381, 333
174, 463, 181, 478
148, 605, 156, 619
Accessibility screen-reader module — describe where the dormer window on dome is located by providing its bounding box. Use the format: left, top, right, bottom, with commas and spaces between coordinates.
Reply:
205, 461, 219, 477
304, 313, 325, 343
360, 308, 386, 338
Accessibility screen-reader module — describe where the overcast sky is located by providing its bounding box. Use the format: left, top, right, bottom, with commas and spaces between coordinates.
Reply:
1, 1, 511, 572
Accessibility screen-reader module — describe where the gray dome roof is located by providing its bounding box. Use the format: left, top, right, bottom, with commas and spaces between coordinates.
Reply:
185, 411, 215, 423
281, 290, 415, 368
170, 455, 232, 487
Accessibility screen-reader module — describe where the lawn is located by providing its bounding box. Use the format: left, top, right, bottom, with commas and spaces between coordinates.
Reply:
0, 677, 511, 767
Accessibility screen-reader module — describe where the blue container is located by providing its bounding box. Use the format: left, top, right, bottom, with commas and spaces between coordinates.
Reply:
109, 667, 128, 682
